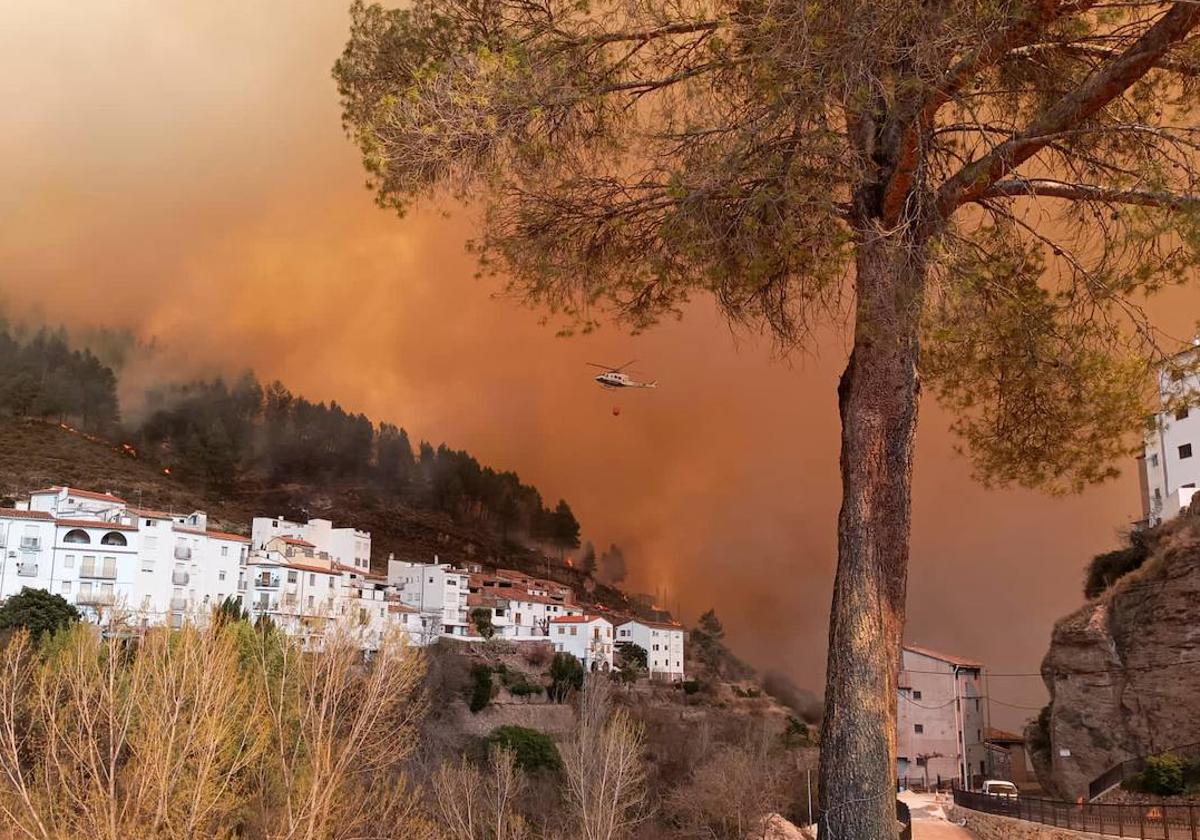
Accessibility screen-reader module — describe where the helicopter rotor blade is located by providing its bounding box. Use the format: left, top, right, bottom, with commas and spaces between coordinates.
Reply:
586, 362, 618, 370
613, 359, 638, 372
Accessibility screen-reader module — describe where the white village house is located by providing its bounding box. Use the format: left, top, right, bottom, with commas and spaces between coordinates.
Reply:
387, 558, 472, 641
550, 614, 615, 672
615, 618, 685, 681
0, 485, 682, 672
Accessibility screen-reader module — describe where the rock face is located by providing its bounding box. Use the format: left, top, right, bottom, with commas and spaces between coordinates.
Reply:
1037, 515, 1200, 800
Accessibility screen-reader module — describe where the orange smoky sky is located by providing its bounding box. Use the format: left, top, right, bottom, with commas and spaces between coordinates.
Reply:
2, 0, 1194, 727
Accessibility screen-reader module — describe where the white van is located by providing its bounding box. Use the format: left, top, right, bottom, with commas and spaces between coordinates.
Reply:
981, 780, 1019, 798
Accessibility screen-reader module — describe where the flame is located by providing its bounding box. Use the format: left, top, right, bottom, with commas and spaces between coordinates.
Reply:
162, 467, 171, 476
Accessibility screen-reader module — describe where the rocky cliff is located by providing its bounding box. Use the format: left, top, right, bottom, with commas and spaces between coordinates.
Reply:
1034, 511, 1200, 800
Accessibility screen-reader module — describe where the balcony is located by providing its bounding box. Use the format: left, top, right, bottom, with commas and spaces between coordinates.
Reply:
16, 563, 37, 578
253, 599, 278, 614
169, 597, 188, 611
172, 570, 190, 586
174, 546, 192, 561
79, 565, 117, 580
255, 575, 281, 589
78, 590, 115, 606
18, 538, 39, 552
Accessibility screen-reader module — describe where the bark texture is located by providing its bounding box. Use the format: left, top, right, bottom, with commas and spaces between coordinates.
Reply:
818, 226, 926, 840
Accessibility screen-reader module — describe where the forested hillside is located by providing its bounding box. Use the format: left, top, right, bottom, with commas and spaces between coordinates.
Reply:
0, 322, 581, 558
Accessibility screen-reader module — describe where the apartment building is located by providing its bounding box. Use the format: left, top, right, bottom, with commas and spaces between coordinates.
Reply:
1140, 345, 1200, 525
896, 644, 987, 788
387, 558, 471, 638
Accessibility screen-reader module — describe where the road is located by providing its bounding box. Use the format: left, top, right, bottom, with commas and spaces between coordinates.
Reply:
899, 791, 977, 840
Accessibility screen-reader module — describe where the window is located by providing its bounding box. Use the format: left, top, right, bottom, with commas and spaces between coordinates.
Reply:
221, 546, 229, 557
100, 532, 127, 546
915, 756, 926, 767
914, 724, 924, 734
1151, 454, 1160, 467
309, 573, 316, 586
1180, 444, 1193, 459
63, 529, 90, 544
219, 570, 226, 581
287, 571, 298, 583
570, 627, 578, 636
61, 581, 71, 594
912, 690, 922, 700
64, 554, 75, 569
1177, 406, 1190, 421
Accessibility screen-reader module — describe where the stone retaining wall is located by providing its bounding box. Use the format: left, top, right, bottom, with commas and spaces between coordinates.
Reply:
948, 804, 1107, 840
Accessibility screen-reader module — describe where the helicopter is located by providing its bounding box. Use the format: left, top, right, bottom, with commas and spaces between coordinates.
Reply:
587, 360, 657, 390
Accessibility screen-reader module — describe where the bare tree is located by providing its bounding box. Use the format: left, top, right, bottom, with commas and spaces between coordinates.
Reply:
335, 2, 1200, 836
0, 622, 437, 840
255, 625, 434, 840
433, 748, 530, 840
560, 679, 647, 840
0, 624, 261, 840
665, 734, 790, 840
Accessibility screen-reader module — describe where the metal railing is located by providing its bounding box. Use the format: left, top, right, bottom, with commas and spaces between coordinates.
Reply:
255, 575, 280, 589
171, 570, 190, 586
80, 564, 117, 580
78, 591, 116, 606
955, 786, 1200, 838
169, 597, 188, 611
174, 546, 192, 560
18, 539, 39, 551
16, 564, 37, 577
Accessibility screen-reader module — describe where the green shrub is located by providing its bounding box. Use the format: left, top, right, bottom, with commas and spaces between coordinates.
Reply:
783, 716, 815, 748
1084, 530, 1152, 599
469, 664, 494, 713
0, 588, 79, 639
470, 608, 496, 639
509, 680, 543, 697
498, 667, 542, 697
486, 725, 562, 772
548, 653, 584, 702
1142, 753, 1186, 796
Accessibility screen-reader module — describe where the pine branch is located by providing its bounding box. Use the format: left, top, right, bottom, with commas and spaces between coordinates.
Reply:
981, 177, 1200, 208
935, 1, 1200, 217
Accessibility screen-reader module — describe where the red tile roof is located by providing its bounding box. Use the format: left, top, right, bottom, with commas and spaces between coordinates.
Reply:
207, 531, 250, 543
985, 727, 1025, 744
126, 506, 175, 520
615, 617, 683, 631
903, 644, 983, 669
0, 509, 53, 520
284, 561, 335, 574
279, 537, 316, 548
32, 487, 127, 504
551, 614, 606, 624
56, 518, 139, 532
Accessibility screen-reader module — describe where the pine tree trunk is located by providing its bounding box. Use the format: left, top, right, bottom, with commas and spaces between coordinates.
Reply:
818, 227, 926, 840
